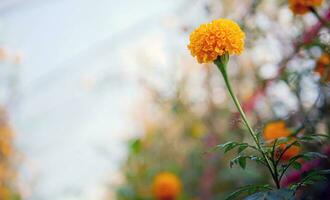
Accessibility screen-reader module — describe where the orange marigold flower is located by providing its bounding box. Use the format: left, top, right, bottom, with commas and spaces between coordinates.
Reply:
187, 19, 245, 63
289, 0, 323, 15
263, 121, 291, 141
315, 54, 330, 82
152, 172, 182, 200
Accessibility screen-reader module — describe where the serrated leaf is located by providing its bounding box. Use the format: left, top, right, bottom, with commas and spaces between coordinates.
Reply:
244, 189, 295, 200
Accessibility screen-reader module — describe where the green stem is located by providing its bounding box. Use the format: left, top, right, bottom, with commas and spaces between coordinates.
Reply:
215, 56, 278, 188
271, 139, 281, 189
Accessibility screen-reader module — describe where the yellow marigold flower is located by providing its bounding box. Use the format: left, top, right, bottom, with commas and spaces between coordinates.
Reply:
263, 121, 291, 141
152, 172, 182, 200
315, 54, 330, 82
187, 19, 245, 63
289, 0, 323, 15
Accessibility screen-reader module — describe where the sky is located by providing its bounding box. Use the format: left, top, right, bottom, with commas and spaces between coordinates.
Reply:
0, 0, 186, 199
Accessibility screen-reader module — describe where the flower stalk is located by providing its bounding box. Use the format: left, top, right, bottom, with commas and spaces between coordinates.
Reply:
214, 55, 280, 188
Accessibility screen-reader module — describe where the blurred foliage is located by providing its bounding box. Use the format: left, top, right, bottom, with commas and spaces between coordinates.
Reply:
0, 108, 21, 200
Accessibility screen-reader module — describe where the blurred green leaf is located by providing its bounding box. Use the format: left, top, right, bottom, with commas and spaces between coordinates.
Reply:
298, 134, 328, 143
244, 189, 295, 200
238, 156, 247, 169
218, 142, 239, 153
291, 162, 301, 170
225, 185, 272, 200
238, 143, 249, 153
129, 138, 142, 154
291, 169, 330, 190
230, 155, 266, 169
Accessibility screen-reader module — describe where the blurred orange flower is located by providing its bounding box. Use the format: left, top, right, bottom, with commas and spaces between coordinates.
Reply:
277, 140, 301, 160
289, 0, 323, 15
152, 172, 182, 200
188, 19, 245, 63
315, 54, 330, 82
0, 186, 10, 200
263, 121, 291, 141
0, 48, 7, 61
0, 125, 14, 158
263, 121, 300, 160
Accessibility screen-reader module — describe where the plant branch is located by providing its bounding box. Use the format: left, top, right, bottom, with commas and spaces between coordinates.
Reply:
215, 56, 278, 188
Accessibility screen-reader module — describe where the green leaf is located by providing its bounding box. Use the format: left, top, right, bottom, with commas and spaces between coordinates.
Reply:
250, 155, 267, 166
230, 155, 266, 168
275, 137, 290, 145
297, 134, 329, 143
238, 143, 249, 153
310, 175, 327, 181
129, 138, 142, 154
225, 144, 239, 153
218, 142, 240, 153
288, 152, 327, 163
291, 162, 301, 170
291, 169, 330, 190
301, 152, 327, 160
238, 156, 247, 169
244, 189, 295, 200
224, 185, 271, 200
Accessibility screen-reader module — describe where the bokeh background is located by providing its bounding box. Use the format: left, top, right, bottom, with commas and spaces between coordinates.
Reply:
0, 0, 330, 200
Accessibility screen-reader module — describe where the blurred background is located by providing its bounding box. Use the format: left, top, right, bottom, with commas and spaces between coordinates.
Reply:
0, 0, 330, 200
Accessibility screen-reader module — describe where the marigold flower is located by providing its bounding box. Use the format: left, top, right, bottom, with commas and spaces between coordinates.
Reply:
187, 19, 245, 63
315, 54, 330, 82
263, 121, 300, 161
289, 0, 323, 15
152, 172, 182, 200
263, 121, 291, 141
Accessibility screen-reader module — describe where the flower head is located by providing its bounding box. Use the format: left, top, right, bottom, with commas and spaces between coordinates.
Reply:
152, 172, 182, 200
315, 54, 330, 82
188, 19, 245, 63
289, 0, 323, 15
